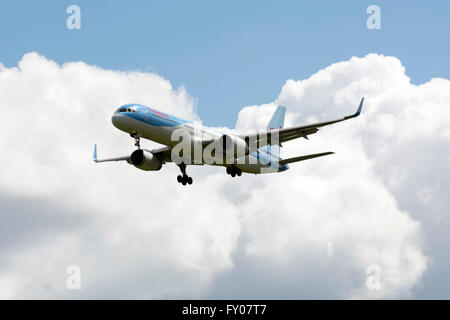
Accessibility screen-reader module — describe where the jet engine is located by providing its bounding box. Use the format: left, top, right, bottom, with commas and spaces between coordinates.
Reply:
130, 149, 162, 171
218, 134, 249, 158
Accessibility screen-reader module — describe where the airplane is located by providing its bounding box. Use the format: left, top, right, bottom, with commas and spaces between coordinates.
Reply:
94, 97, 364, 185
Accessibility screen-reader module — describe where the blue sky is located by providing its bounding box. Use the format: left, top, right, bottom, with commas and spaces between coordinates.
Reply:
1, 0, 450, 299
0, 0, 448, 126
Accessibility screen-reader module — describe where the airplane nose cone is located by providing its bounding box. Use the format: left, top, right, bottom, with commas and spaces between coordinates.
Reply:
111, 114, 122, 129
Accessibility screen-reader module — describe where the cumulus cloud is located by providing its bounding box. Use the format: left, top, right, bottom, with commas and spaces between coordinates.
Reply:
233, 54, 449, 298
0, 52, 448, 299
0, 52, 237, 299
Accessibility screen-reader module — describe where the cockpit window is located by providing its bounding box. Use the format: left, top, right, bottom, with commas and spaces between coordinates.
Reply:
116, 106, 137, 113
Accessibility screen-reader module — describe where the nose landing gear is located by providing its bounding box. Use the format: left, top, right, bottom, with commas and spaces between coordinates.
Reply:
177, 163, 193, 185
226, 166, 242, 177
130, 132, 141, 149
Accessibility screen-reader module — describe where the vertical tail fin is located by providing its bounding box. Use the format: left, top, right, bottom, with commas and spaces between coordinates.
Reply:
260, 105, 286, 158
267, 105, 286, 131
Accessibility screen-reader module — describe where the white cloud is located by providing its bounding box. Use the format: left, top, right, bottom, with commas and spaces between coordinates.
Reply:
0, 52, 448, 299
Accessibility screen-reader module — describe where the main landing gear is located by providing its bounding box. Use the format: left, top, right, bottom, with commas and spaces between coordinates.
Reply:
177, 162, 193, 186
226, 166, 242, 178
130, 132, 141, 149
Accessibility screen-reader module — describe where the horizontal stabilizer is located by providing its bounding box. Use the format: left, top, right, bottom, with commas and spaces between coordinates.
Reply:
278, 151, 334, 165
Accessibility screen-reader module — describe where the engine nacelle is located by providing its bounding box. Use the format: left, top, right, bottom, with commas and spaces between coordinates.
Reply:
130, 149, 162, 171
218, 134, 249, 158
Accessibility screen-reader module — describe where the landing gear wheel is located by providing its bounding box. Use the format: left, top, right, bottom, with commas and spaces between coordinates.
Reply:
177, 163, 193, 185
226, 166, 242, 177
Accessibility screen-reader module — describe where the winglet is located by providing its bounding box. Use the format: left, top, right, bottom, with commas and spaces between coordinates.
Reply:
345, 97, 364, 119
93, 144, 98, 163
355, 97, 364, 117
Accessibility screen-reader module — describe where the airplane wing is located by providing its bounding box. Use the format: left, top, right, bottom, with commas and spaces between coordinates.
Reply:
278, 151, 334, 165
240, 97, 364, 148
93, 144, 130, 163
